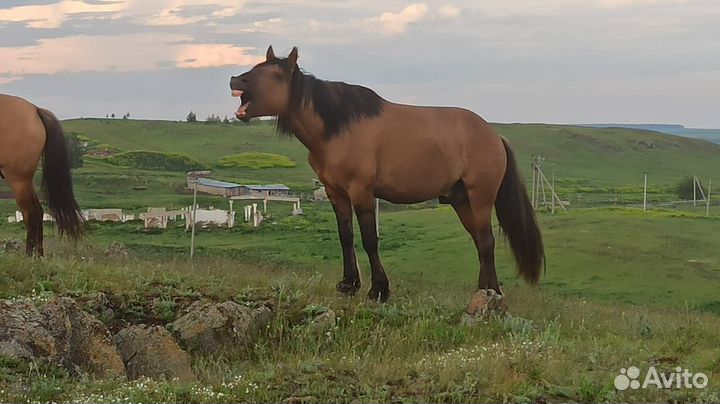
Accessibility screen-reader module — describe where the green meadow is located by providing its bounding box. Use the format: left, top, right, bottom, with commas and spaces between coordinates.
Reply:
1, 119, 719, 403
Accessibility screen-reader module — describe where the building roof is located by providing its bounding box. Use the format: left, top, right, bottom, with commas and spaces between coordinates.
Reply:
195, 178, 242, 189
243, 184, 290, 191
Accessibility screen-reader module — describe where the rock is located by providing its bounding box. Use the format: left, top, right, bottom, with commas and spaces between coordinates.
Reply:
82, 292, 116, 323
1, 238, 23, 254
168, 301, 272, 354
41, 297, 125, 378
104, 241, 129, 258
113, 325, 195, 382
0, 300, 57, 360
84, 292, 110, 313
461, 289, 507, 325
305, 308, 336, 334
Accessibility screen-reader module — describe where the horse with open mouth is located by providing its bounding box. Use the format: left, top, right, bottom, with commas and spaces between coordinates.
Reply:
230, 46, 544, 303
0, 94, 83, 256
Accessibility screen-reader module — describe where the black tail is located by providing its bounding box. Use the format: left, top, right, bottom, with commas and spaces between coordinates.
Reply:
495, 138, 544, 284
37, 108, 84, 240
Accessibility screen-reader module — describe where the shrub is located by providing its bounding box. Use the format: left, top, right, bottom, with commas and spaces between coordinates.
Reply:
106, 151, 207, 171
675, 176, 707, 200
217, 152, 296, 169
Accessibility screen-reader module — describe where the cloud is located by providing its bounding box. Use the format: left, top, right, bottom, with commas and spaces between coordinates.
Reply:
0, 0, 128, 29
0, 33, 261, 80
131, 0, 246, 26
176, 44, 263, 68
438, 5, 461, 18
596, 0, 688, 8
376, 3, 429, 35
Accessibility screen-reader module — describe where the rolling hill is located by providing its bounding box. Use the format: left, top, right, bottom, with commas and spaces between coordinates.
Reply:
62, 118, 720, 190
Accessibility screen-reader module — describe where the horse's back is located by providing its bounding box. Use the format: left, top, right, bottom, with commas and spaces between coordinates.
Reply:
0, 94, 47, 174
353, 102, 506, 203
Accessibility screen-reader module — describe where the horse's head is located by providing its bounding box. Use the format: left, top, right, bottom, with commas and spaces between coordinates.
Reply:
230, 45, 298, 121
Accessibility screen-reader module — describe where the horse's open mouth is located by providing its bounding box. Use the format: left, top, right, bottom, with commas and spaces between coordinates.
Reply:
232, 89, 252, 119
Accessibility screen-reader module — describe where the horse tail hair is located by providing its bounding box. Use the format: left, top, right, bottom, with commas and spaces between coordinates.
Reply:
494, 137, 544, 284
37, 108, 84, 240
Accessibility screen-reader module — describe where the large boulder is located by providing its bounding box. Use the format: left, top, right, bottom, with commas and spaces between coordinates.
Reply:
168, 301, 272, 354
0, 300, 57, 360
113, 325, 196, 382
41, 297, 126, 378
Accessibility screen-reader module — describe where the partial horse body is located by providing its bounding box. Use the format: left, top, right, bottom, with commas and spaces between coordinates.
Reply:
0, 94, 83, 255
230, 47, 543, 302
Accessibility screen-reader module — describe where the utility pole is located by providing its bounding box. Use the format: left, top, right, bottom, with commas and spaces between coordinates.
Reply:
550, 163, 555, 215
531, 159, 536, 208
375, 198, 380, 238
707, 179, 712, 217
643, 173, 648, 211
190, 179, 198, 259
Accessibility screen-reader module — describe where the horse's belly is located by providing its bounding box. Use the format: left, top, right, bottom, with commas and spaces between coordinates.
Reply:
374, 164, 455, 204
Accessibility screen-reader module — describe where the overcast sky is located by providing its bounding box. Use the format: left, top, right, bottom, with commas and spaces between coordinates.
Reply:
0, 0, 718, 127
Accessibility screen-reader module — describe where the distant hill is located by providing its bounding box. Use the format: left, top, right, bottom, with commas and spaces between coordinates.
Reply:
60, 119, 720, 191
582, 124, 720, 144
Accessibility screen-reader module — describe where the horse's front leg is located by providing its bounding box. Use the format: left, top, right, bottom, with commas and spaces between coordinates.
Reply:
327, 188, 361, 296
353, 194, 390, 303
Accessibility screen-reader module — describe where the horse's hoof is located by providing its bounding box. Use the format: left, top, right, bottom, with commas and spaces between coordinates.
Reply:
336, 280, 360, 296
367, 286, 390, 303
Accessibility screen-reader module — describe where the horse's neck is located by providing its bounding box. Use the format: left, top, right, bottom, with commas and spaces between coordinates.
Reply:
280, 108, 327, 155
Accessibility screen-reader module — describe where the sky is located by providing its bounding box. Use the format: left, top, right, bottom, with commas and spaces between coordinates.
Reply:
0, 0, 718, 128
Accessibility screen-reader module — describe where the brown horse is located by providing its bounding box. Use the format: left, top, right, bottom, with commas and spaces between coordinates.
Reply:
230, 47, 543, 302
0, 94, 83, 256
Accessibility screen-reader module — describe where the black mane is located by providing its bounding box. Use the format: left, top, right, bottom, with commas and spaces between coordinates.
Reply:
277, 66, 384, 139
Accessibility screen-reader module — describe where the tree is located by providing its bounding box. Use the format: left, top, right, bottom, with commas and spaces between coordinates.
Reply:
111, 113, 115, 118
186, 111, 197, 122
675, 176, 707, 200
65, 133, 86, 169
223, 115, 230, 124
206, 114, 222, 124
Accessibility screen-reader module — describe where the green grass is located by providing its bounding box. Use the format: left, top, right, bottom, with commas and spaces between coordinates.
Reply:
1, 119, 720, 402
218, 152, 296, 169
0, 244, 719, 403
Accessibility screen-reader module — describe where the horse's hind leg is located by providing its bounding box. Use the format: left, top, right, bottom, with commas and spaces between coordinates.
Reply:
449, 184, 500, 294
8, 176, 44, 256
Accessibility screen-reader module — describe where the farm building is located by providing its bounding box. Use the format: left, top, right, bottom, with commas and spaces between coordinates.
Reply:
190, 178, 244, 197
240, 184, 290, 197
186, 170, 212, 181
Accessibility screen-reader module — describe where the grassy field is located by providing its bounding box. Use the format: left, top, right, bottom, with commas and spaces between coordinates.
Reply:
1, 238, 719, 403
1, 119, 720, 402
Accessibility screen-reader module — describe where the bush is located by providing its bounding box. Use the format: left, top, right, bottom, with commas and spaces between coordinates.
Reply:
675, 176, 707, 200
217, 152, 296, 169
65, 132, 86, 169
106, 151, 208, 171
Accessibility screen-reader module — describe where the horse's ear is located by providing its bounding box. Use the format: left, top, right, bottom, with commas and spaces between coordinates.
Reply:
266, 45, 276, 61
287, 46, 299, 72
